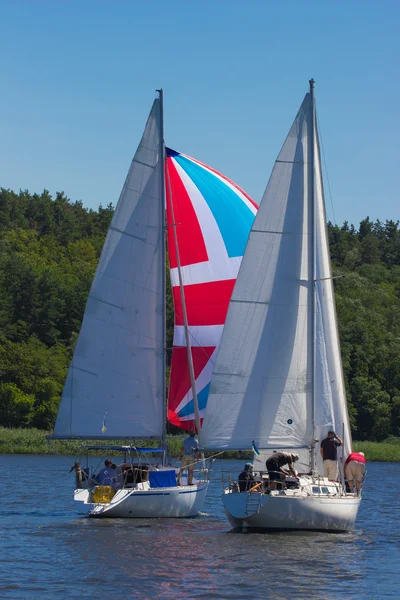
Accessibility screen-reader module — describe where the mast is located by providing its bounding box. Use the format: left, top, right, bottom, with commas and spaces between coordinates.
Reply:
165, 155, 202, 438
157, 88, 167, 451
309, 78, 317, 475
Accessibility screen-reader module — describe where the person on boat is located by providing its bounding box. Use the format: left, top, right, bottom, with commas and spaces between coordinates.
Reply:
320, 430, 343, 481
238, 462, 257, 492
344, 451, 366, 495
265, 452, 299, 490
177, 431, 199, 486
96, 459, 118, 487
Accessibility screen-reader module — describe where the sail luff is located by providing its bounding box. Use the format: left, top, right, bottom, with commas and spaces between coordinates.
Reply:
310, 78, 317, 474
158, 89, 167, 446
165, 158, 202, 435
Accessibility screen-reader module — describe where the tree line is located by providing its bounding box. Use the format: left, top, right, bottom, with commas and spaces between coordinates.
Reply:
0, 188, 399, 441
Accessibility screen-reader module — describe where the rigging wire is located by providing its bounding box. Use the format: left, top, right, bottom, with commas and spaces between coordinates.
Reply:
316, 111, 347, 272
316, 112, 337, 227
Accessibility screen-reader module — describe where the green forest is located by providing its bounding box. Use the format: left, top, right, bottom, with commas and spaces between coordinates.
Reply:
0, 188, 400, 442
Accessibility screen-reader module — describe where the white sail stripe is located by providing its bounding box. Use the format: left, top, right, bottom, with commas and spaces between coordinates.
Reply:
171, 159, 230, 265
183, 154, 257, 216
169, 256, 242, 287
179, 409, 205, 422
173, 325, 223, 348
174, 349, 217, 415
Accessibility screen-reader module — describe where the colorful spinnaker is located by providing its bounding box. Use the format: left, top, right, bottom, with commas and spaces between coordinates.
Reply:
166, 148, 258, 431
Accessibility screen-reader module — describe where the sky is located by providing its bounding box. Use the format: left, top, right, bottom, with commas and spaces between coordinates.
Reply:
1, 0, 399, 227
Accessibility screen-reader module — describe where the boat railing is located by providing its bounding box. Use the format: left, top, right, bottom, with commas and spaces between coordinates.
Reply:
193, 467, 209, 483
220, 468, 360, 500
221, 469, 350, 496
221, 471, 268, 494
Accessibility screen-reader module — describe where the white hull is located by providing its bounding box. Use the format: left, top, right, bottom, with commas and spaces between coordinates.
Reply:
75, 482, 209, 518
223, 489, 361, 532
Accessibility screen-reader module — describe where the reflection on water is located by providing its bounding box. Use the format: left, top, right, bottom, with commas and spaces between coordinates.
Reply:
0, 456, 398, 599
68, 521, 363, 599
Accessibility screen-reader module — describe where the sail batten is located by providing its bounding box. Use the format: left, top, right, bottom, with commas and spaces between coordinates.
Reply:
53, 98, 165, 440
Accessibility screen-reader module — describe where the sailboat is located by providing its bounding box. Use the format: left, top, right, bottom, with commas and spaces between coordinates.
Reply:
200, 80, 362, 532
49, 90, 257, 518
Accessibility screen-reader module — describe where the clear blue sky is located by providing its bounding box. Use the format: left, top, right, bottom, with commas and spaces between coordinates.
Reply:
1, 0, 399, 227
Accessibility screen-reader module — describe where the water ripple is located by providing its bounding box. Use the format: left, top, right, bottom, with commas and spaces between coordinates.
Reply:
0, 456, 399, 599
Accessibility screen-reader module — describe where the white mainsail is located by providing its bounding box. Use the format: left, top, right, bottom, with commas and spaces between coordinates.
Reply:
200, 92, 352, 473
53, 98, 165, 439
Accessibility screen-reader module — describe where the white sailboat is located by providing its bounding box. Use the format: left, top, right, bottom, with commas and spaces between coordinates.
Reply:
200, 80, 361, 532
49, 90, 258, 518
48, 90, 210, 518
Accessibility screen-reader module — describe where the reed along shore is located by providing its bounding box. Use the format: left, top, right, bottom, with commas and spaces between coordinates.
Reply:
0, 427, 399, 461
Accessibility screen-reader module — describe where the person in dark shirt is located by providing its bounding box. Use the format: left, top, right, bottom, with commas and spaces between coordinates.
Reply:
320, 430, 343, 481
238, 462, 256, 492
265, 452, 299, 490
178, 431, 200, 486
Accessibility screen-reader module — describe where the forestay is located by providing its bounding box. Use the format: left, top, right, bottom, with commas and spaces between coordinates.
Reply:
53, 99, 165, 439
200, 93, 352, 473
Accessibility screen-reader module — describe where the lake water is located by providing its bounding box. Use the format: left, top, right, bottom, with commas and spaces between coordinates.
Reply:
0, 456, 398, 599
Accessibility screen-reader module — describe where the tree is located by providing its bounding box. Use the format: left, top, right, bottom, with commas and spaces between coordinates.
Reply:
391, 396, 400, 437
359, 217, 373, 241
360, 234, 381, 264
350, 376, 391, 440
2, 187, 400, 437
0, 383, 35, 427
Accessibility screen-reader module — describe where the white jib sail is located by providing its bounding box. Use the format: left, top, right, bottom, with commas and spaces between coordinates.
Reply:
201, 92, 351, 471
53, 98, 165, 439
201, 93, 314, 452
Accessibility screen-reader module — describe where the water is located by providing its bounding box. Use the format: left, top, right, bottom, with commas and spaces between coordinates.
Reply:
0, 456, 398, 599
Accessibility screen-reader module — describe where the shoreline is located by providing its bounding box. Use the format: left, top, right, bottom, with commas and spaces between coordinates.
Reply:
1, 428, 399, 461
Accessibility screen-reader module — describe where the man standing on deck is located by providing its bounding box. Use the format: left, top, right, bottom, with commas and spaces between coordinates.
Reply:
177, 431, 199, 486
320, 430, 343, 481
